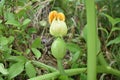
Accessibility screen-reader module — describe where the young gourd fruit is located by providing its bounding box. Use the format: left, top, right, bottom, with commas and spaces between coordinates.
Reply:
51, 38, 66, 59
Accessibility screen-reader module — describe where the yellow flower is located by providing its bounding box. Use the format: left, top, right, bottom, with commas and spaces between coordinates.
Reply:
48, 11, 67, 37
48, 11, 58, 24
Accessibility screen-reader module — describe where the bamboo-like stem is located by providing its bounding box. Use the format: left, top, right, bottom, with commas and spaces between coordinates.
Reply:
85, 0, 97, 80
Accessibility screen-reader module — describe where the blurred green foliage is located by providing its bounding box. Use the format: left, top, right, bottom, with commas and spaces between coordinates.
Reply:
0, 0, 120, 80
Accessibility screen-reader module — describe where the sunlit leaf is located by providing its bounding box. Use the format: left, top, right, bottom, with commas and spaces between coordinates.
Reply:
8, 36, 14, 44
28, 28, 37, 34
102, 13, 120, 27
12, 50, 23, 55
31, 48, 41, 59
66, 42, 81, 53
98, 27, 109, 36
22, 18, 31, 26
5, 20, 20, 27
111, 27, 120, 32
8, 62, 24, 79
25, 49, 30, 54
0, 0, 5, 15
0, 77, 4, 80
7, 56, 27, 62
59, 75, 69, 80
82, 25, 87, 41
0, 20, 2, 23
107, 36, 120, 46
80, 73, 87, 80
72, 51, 81, 63
25, 61, 36, 78
31, 38, 43, 48
0, 37, 8, 46
39, 20, 47, 27
0, 63, 8, 75
102, 13, 114, 26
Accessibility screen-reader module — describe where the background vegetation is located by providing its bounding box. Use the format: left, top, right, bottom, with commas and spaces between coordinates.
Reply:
0, 0, 120, 80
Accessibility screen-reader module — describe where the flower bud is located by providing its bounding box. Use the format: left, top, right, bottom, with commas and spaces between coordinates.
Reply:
51, 38, 66, 59
50, 20, 67, 37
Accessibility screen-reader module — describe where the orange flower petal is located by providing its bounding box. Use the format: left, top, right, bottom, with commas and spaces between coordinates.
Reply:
48, 11, 58, 24
57, 13, 65, 21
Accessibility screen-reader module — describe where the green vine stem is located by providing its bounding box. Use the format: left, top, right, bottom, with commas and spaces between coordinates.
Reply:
98, 66, 120, 77
28, 66, 120, 80
29, 68, 86, 80
86, 0, 97, 80
31, 60, 57, 72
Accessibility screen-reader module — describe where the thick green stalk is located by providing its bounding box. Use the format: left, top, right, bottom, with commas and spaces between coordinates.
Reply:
57, 59, 69, 80
57, 59, 65, 75
85, 0, 97, 80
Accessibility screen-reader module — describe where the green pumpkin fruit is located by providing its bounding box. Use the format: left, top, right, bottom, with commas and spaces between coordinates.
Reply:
51, 38, 66, 59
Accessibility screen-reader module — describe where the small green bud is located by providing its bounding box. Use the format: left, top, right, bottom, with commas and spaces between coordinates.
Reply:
50, 20, 67, 37
51, 38, 66, 59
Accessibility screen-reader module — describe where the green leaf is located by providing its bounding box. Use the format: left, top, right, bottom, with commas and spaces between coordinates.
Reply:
0, 76, 4, 80
12, 50, 23, 55
80, 73, 87, 80
28, 28, 37, 34
59, 75, 69, 80
0, 0, 5, 15
8, 36, 14, 44
7, 56, 27, 62
102, 13, 114, 26
31, 38, 42, 48
8, 62, 24, 79
113, 18, 120, 26
82, 25, 87, 41
22, 18, 31, 26
111, 27, 120, 32
25, 49, 30, 54
39, 20, 47, 27
71, 51, 81, 63
98, 27, 109, 36
0, 0, 5, 7
102, 14, 120, 27
107, 36, 120, 46
5, 20, 20, 27
97, 37, 101, 53
66, 42, 81, 53
0, 63, 8, 75
0, 37, 8, 46
4, 12, 15, 21
4, 12, 21, 27
0, 20, 2, 23
31, 48, 41, 59
25, 61, 36, 78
